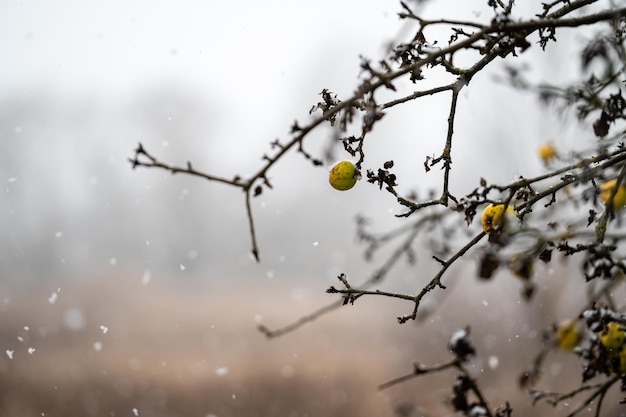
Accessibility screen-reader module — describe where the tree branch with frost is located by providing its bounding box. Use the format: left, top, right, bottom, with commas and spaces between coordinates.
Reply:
129, 1, 625, 261
130, 2, 626, 416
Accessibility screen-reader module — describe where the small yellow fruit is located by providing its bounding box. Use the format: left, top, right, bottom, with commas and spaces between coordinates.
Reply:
537, 143, 557, 163
599, 179, 626, 210
481, 204, 517, 234
329, 161, 358, 191
599, 322, 626, 351
555, 319, 581, 351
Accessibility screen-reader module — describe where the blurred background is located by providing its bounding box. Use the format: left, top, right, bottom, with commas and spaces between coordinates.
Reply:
1, 0, 622, 416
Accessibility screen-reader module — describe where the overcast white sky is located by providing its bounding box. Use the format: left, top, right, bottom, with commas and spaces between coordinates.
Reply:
1, 1, 399, 94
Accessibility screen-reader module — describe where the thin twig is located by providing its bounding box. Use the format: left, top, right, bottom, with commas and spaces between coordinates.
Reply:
399, 231, 487, 323
378, 359, 459, 390
565, 376, 620, 417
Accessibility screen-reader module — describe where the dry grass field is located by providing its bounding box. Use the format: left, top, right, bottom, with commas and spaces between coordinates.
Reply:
1, 271, 625, 417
